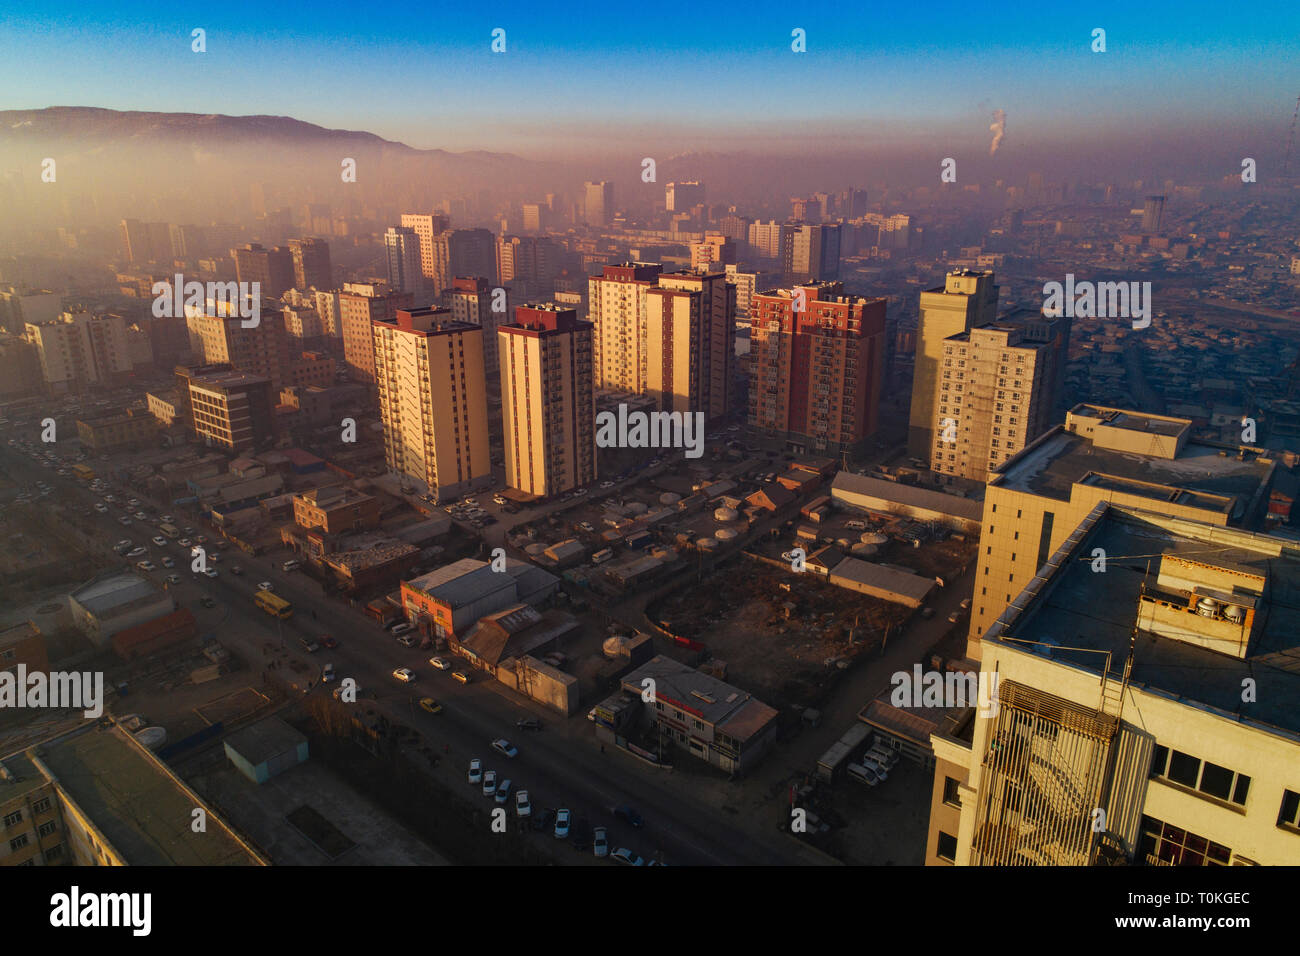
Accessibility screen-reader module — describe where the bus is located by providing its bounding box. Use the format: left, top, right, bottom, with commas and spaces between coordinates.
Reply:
72, 464, 95, 480
158, 523, 180, 539
253, 590, 293, 619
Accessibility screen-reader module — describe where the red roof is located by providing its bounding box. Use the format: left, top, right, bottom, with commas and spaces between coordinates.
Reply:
112, 608, 197, 652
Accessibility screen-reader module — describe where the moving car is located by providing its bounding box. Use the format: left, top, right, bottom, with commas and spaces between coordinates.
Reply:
298, 636, 320, 654
203, 568, 218, 578
419, 697, 443, 714
257, 581, 273, 591
165, 574, 181, 585
516, 717, 542, 731
554, 808, 571, 839
467, 758, 482, 785
452, 670, 470, 684
397, 635, 417, 648
322, 663, 336, 683
136, 561, 156, 572
391, 667, 416, 683
127, 546, 147, 558
161, 557, 176, 568
152, 536, 167, 547
491, 738, 518, 759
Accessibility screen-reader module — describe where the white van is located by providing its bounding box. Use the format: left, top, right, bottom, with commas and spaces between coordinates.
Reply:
282, 559, 301, 572
592, 548, 614, 565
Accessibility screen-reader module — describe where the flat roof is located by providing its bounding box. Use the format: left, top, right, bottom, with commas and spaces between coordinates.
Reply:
994, 427, 1271, 509
224, 716, 307, 766
831, 472, 983, 520
990, 507, 1300, 741
1070, 403, 1188, 437
70, 572, 159, 615
622, 656, 775, 739
37, 723, 264, 865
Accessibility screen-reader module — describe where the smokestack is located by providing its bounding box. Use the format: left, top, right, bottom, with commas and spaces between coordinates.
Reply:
989, 109, 1007, 156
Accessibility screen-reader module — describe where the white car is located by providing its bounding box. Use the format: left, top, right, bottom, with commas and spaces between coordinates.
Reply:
573, 488, 588, 496
257, 581, 273, 591
392, 667, 416, 683
177, 538, 192, 547
491, 738, 518, 759
600, 480, 615, 489
482, 769, 497, 797
554, 808, 571, 839
494, 780, 512, 805
467, 758, 483, 785
492, 495, 507, 505
127, 546, 147, 558
94, 503, 108, 513
515, 790, 532, 818
429, 656, 452, 670
133, 511, 148, 521
203, 568, 218, 579
152, 536, 167, 547
611, 847, 645, 866
115, 539, 132, 550
118, 517, 131, 526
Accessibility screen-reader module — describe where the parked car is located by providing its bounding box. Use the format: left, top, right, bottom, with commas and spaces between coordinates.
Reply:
391, 622, 415, 636
515, 790, 531, 818
397, 634, 417, 648
467, 758, 483, 785
452, 670, 470, 684
127, 546, 147, 558
613, 806, 643, 828
152, 536, 167, 547
256, 581, 273, 591
429, 656, 452, 670
203, 568, 218, 579
554, 808, 571, 839
593, 826, 609, 857
298, 636, 320, 654
136, 561, 156, 572
847, 762, 882, 787
494, 779, 513, 805
491, 738, 518, 759
516, 717, 542, 731
161, 557, 176, 568
419, 697, 443, 714
611, 847, 645, 866
391, 667, 416, 683
859, 755, 890, 781
481, 769, 497, 796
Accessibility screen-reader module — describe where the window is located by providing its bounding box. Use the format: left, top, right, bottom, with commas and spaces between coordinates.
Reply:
37, 821, 57, 838
9, 833, 28, 851
45, 843, 63, 861
1279, 790, 1300, 832
942, 777, 961, 807
1138, 816, 1230, 866
936, 831, 958, 862
2, 810, 21, 827
1150, 745, 1251, 807
31, 797, 51, 815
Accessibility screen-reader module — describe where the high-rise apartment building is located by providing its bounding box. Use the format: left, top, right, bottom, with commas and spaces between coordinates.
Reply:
24, 310, 134, 393
384, 226, 424, 298
929, 312, 1069, 483
588, 262, 663, 395
783, 223, 842, 280
647, 271, 734, 421
184, 301, 290, 390
498, 304, 595, 497
372, 307, 491, 501
496, 235, 561, 299
690, 234, 736, 270
399, 212, 451, 292
338, 281, 414, 383
747, 220, 788, 260
907, 269, 999, 459
232, 243, 294, 298
965, 404, 1278, 659
748, 281, 887, 455
666, 181, 705, 212
180, 369, 275, 452
431, 228, 496, 295
584, 181, 614, 227
521, 203, 545, 233
287, 237, 332, 291
120, 219, 172, 265
448, 276, 507, 388
0, 287, 61, 335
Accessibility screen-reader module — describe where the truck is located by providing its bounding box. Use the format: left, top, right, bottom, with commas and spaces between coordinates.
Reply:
158, 523, 180, 539
816, 722, 872, 784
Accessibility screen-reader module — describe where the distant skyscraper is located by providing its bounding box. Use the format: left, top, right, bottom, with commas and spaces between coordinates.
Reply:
666, 181, 705, 213
385, 227, 424, 298
372, 308, 490, 500
185, 300, 290, 391
1143, 195, 1166, 233
288, 237, 332, 291
749, 282, 887, 455
448, 276, 507, 387
907, 269, 999, 459
584, 181, 614, 227
747, 220, 788, 260
496, 235, 561, 298
432, 229, 496, 295
783, 223, 841, 280
498, 304, 595, 497
24, 310, 134, 392
399, 213, 450, 293
232, 243, 294, 298
521, 202, 545, 233
338, 281, 414, 383
121, 219, 171, 265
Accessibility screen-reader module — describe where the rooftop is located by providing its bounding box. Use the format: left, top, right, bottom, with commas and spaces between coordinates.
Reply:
988, 506, 1300, 742
224, 716, 307, 767
70, 572, 160, 616
621, 655, 777, 741
35, 723, 265, 865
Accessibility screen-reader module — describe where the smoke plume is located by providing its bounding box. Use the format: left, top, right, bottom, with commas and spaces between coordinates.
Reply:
989, 109, 1006, 155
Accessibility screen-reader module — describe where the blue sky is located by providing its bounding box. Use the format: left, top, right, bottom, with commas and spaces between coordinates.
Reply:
2, 1, 1297, 156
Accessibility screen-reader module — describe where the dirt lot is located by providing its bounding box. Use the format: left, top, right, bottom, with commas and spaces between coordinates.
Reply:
646, 555, 911, 710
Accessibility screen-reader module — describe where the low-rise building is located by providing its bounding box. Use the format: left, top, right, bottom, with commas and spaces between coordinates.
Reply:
293, 485, 381, 535
76, 411, 158, 453
68, 572, 176, 646
400, 558, 559, 642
